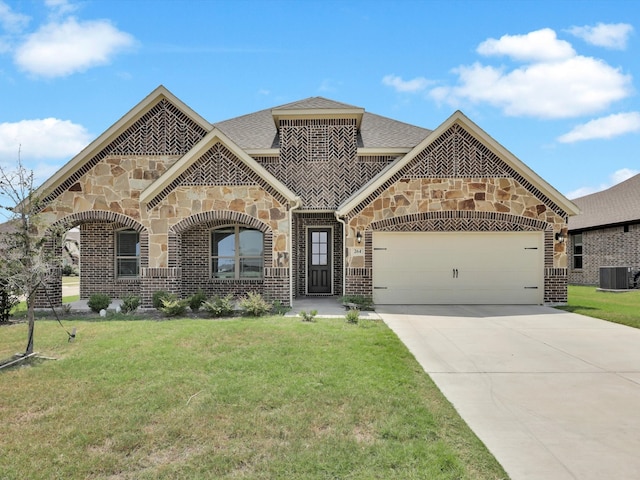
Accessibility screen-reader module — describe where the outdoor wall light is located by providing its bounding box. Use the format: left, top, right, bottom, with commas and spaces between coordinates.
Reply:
356, 231, 362, 243
555, 232, 565, 243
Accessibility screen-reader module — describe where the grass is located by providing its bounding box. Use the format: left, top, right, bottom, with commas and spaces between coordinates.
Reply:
0, 316, 507, 480
557, 285, 640, 328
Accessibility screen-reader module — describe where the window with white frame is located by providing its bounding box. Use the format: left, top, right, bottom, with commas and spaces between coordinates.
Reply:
116, 229, 140, 278
572, 233, 583, 269
211, 226, 263, 279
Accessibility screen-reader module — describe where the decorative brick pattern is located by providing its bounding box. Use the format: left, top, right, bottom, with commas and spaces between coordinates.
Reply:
146, 142, 289, 210
265, 118, 378, 209
569, 224, 640, 285
41, 98, 207, 207
350, 124, 567, 218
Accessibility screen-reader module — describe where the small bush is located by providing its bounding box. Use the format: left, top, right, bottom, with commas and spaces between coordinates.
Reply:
152, 290, 171, 310
189, 289, 207, 312
340, 295, 374, 311
202, 294, 235, 318
61, 264, 77, 276
239, 292, 272, 317
120, 294, 140, 314
345, 309, 360, 325
299, 309, 317, 322
160, 297, 188, 317
87, 293, 111, 313
271, 299, 290, 315
0, 278, 18, 323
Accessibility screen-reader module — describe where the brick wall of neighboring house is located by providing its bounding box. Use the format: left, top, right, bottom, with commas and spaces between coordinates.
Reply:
292, 212, 343, 297
568, 224, 640, 286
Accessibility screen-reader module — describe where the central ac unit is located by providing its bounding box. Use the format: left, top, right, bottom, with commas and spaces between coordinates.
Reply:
599, 266, 631, 290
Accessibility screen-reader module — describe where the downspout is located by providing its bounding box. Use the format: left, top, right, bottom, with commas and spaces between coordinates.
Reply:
289, 197, 302, 306
334, 212, 347, 297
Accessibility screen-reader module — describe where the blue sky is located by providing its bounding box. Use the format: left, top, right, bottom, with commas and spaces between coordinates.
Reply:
0, 0, 638, 199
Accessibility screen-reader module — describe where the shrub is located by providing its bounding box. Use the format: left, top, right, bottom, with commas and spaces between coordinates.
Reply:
340, 295, 374, 311
160, 297, 188, 317
0, 278, 18, 323
120, 294, 140, 314
61, 264, 77, 276
239, 292, 272, 317
152, 290, 171, 310
87, 293, 111, 313
189, 289, 207, 312
299, 309, 317, 322
345, 309, 360, 325
202, 294, 235, 318
271, 299, 290, 315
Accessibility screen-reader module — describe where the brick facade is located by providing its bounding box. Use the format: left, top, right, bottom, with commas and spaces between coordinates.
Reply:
568, 224, 640, 286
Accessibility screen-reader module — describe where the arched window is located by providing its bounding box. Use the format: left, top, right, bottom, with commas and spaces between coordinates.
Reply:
211, 226, 263, 279
116, 229, 140, 278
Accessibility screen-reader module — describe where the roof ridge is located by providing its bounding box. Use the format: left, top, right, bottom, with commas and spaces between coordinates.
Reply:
573, 173, 640, 201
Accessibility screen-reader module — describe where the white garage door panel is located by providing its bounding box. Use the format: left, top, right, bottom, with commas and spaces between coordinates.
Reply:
373, 232, 543, 305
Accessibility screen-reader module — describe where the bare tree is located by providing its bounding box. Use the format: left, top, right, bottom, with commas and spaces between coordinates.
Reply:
0, 150, 59, 354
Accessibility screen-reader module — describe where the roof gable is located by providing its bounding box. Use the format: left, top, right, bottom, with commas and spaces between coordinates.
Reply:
37, 85, 212, 205
569, 173, 640, 230
140, 128, 299, 208
337, 110, 580, 218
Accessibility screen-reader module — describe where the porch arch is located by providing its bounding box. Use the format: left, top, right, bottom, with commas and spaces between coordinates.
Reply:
37, 211, 149, 308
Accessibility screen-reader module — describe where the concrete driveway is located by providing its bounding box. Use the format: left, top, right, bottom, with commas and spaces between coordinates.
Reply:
378, 305, 640, 480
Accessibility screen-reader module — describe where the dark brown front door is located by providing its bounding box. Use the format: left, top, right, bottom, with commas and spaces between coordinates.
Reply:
308, 228, 332, 294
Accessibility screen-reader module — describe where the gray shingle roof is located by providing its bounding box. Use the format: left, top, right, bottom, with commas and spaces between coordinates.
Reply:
568, 173, 640, 231
273, 96, 361, 110
214, 97, 431, 150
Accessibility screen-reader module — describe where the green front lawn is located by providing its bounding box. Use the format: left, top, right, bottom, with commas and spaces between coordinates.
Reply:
558, 285, 640, 328
0, 317, 507, 480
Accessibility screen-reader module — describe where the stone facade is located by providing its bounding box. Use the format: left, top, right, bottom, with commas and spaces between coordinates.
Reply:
568, 224, 640, 286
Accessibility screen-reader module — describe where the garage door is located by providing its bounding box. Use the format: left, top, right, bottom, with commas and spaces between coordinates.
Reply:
373, 232, 543, 305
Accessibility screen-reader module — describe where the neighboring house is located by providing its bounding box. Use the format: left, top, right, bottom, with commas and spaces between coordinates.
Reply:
33, 86, 578, 309
62, 229, 79, 269
568, 174, 640, 286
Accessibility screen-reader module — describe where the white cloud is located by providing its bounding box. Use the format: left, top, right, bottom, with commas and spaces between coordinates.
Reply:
431, 56, 631, 118
557, 112, 640, 143
0, 1, 30, 33
382, 74, 431, 93
45, 0, 79, 16
0, 118, 92, 160
566, 168, 640, 199
14, 17, 135, 78
429, 28, 632, 119
477, 28, 575, 62
568, 23, 633, 49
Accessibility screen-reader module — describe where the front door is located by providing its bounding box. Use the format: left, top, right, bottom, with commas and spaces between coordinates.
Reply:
308, 228, 332, 294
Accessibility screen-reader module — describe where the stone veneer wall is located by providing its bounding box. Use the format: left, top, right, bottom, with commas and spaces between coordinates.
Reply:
292, 212, 343, 297
569, 224, 640, 285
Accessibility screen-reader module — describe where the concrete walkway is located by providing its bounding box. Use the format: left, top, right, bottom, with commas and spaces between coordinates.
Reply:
378, 304, 640, 480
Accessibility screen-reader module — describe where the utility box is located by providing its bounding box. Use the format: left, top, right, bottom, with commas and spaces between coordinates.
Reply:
599, 266, 631, 290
